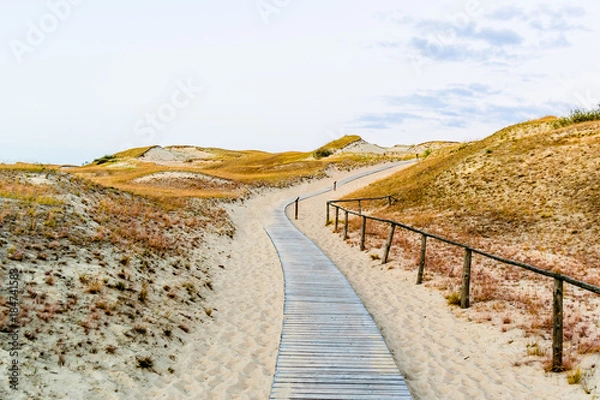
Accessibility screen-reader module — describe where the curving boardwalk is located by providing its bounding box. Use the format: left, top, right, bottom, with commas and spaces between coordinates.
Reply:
266, 196, 412, 399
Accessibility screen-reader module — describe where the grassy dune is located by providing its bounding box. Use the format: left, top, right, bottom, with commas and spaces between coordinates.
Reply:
342, 116, 600, 371
69, 136, 408, 199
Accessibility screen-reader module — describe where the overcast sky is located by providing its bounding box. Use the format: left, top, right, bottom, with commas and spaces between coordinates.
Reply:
1, 0, 599, 164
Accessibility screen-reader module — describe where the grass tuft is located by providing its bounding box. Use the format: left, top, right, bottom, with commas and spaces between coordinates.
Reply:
136, 356, 154, 370
446, 292, 461, 306
566, 367, 583, 385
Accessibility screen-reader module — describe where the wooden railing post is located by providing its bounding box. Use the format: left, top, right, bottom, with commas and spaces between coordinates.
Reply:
416, 234, 427, 284
360, 216, 367, 251
552, 278, 564, 372
461, 248, 472, 309
334, 207, 339, 232
326, 202, 330, 225
294, 197, 300, 220
382, 223, 396, 264
358, 200, 362, 214
343, 210, 349, 240
333, 181, 337, 191
388, 196, 392, 206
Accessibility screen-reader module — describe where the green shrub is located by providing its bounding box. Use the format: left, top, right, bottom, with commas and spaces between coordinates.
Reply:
553, 105, 600, 128
314, 148, 333, 159
93, 155, 116, 165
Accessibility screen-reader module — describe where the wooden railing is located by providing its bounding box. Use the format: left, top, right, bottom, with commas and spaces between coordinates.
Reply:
326, 196, 600, 372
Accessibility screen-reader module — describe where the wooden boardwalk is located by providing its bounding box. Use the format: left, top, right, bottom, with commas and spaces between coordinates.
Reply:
266, 203, 412, 399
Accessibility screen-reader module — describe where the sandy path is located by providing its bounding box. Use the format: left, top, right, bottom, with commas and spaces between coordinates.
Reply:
289, 166, 594, 399
142, 163, 407, 399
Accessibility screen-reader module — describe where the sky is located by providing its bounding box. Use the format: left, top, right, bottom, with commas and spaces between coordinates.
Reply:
1, 0, 599, 165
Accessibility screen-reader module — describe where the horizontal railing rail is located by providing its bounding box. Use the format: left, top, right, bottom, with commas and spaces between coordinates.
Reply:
326, 196, 600, 372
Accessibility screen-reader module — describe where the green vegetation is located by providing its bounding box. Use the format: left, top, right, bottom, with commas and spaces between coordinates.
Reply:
553, 105, 600, 128
93, 155, 117, 165
314, 148, 333, 159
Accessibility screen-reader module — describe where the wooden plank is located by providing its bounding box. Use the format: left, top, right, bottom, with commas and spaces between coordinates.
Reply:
461, 248, 472, 309
416, 234, 427, 285
382, 223, 396, 264
266, 202, 412, 399
552, 278, 564, 371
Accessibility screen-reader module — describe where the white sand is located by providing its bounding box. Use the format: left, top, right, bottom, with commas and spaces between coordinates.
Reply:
144, 203, 284, 399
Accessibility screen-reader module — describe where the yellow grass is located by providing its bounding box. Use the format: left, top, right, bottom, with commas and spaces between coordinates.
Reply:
66, 137, 403, 199
113, 145, 158, 159
0, 163, 58, 173
315, 135, 362, 152
340, 116, 600, 365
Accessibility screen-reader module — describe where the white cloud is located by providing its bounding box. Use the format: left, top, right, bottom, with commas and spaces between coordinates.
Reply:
0, 1, 598, 164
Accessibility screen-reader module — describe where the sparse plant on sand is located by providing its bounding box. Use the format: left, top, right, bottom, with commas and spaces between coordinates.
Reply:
445, 292, 461, 306
527, 342, 546, 357
136, 356, 154, 370
133, 325, 147, 335
138, 283, 148, 303
567, 367, 584, 385
115, 281, 127, 291
87, 279, 104, 294
78, 273, 90, 284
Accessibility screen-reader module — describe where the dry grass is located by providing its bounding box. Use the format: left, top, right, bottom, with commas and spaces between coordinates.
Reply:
66, 137, 406, 200
567, 367, 584, 385
0, 167, 233, 387
314, 135, 362, 155
112, 146, 158, 160
445, 292, 461, 306
136, 356, 154, 370
337, 116, 600, 368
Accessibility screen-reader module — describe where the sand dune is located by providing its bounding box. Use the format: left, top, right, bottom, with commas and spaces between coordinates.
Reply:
290, 165, 598, 399
3, 162, 596, 399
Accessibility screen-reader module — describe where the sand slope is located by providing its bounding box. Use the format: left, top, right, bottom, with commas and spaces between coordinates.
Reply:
289, 165, 597, 399
3, 163, 596, 398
